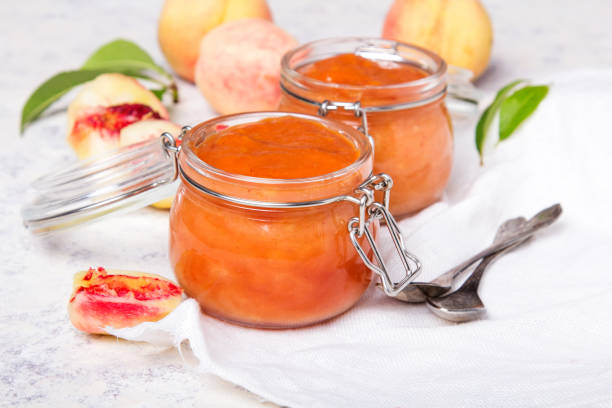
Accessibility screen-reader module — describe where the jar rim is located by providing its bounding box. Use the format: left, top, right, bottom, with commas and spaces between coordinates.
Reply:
180, 111, 373, 186
281, 37, 447, 94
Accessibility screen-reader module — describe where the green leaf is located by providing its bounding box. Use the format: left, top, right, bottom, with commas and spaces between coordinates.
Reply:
475, 79, 525, 162
150, 88, 167, 101
82, 39, 170, 78
19, 68, 169, 133
499, 85, 549, 141
81, 39, 178, 102
21, 39, 178, 133
20, 69, 109, 133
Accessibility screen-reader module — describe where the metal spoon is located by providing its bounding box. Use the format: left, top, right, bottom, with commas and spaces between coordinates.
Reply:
381, 204, 562, 303
425, 218, 531, 322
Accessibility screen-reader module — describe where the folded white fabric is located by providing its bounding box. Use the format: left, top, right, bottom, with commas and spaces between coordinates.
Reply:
111, 70, 612, 408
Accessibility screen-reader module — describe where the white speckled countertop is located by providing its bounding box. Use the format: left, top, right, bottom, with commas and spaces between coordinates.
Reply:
1, 1, 611, 406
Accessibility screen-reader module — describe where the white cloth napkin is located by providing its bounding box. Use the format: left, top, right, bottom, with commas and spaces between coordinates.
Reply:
110, 70, 612, 408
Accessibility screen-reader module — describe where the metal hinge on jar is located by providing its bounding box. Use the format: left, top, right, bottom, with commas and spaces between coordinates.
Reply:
160, 125, 191, 175
346, 174, 422, 296
318, 100, 376, 152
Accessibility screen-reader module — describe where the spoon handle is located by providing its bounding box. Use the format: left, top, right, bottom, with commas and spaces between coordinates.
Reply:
458, 237, 529, 292
432, 204, 562, 285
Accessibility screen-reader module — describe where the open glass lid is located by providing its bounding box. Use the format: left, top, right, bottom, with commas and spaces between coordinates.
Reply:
22, 130, 185, 235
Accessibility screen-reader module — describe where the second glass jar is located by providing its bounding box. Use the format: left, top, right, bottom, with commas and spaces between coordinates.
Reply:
279, 37, 453, 216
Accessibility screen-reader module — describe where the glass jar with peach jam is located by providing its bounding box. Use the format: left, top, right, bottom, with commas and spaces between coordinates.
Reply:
168, 112, 422, 328
279, 38, 453, 216
23, 112, 421, 329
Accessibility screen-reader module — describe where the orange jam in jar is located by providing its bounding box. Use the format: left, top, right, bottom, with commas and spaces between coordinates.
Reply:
279, 38, 453, 216
169, 112, 376, 328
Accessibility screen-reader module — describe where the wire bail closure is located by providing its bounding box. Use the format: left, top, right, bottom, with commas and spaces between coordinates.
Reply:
347, 174, 422, 296
317, 99, 375, 151
161, 125, 191, 182
314, 99, 422, 293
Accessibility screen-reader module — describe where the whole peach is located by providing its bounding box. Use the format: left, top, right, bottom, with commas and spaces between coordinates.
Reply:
194, 19, 297, 114
158, 0, 272, 82
382, 0, 493, 79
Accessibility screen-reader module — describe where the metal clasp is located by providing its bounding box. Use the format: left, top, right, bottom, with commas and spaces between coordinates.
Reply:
347, 174, 422, 296
317, 100, 375, 152
161, 125, 191, 182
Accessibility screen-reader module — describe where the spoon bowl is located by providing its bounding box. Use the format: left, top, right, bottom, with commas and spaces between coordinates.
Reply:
426, 222, 532, 322
427, 291, 486, 322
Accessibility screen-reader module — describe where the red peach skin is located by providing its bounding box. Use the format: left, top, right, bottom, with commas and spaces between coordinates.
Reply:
194, 19, 297, 114
68, 267, 182, 335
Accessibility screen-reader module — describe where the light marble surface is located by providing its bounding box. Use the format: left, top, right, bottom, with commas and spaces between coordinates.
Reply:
1, 1, 611, 406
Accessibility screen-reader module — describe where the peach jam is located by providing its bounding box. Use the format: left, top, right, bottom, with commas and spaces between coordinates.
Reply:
169, 112, 377, 328
279, 38, 453, 216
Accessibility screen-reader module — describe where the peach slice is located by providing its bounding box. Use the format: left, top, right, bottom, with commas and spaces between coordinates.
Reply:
69, 104, 162, 157
67, 73, 169, 159
118, 119, 182, 148
194, 19, 298, 114
68, 267, 183, 335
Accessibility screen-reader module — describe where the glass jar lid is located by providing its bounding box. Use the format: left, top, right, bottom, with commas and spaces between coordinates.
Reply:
21, 133, 182, 235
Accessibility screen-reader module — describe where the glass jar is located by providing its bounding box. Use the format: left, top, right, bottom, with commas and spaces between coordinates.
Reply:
279, 38, 453, 216
170, 112, 377, 328
22, 112, 421, 329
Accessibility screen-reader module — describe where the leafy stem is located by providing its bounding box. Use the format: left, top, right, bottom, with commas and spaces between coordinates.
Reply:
475, 80, 550, 164
20, 39, 178, 134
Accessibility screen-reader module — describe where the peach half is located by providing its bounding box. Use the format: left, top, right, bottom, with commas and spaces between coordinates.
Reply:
194, 19, 298, 114
118, 118, 182, 148
67, 73, 169, 159
68, 267, 183, 335
158, 0, 272, 82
